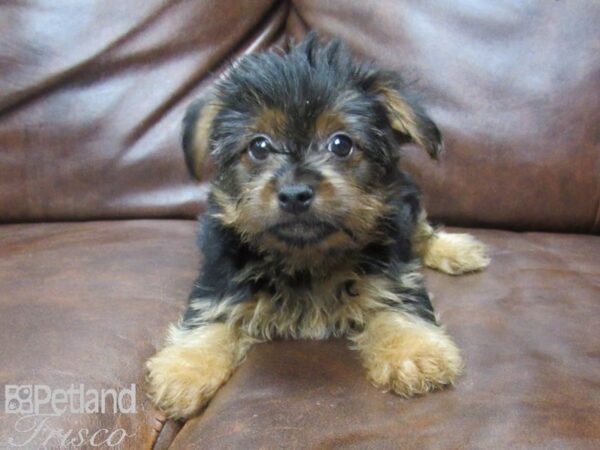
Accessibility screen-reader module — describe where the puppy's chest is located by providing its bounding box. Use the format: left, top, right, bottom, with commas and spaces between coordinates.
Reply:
233, 265, 388, 340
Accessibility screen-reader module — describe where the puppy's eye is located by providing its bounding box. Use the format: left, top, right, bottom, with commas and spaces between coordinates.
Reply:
328, 134, 353, 158
248, 136, 272, 162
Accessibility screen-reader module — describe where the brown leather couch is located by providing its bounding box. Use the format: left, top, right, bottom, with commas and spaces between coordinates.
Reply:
1, 1, 599, 449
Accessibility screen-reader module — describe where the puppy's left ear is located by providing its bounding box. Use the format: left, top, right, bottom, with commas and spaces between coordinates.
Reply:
181, 96, 221, 180
374, 79, 444, 159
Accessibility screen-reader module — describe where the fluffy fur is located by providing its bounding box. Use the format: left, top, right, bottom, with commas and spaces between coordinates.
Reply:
146, 34, 489, 419
414, 211, 491, 275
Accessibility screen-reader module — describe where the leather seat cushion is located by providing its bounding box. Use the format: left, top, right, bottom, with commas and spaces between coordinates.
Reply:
0, 220, 195, 449
1, 223, 598, 448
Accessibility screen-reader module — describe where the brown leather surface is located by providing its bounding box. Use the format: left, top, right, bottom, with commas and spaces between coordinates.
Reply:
170, 228, 600, 449
1, 224, 599, 448
1, 1, 598, 232
0, 221, 195, 449
0, 0, 286, 222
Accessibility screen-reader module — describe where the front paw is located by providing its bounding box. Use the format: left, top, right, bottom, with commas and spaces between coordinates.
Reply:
423, 232, 490, 275
145, 325, 238, 419
354, 313, 463, 396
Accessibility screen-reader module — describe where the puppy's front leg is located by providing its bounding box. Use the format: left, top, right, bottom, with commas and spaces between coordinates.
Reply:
352, 310, 462, 396
146, 319, 249, 419
146, 216, 257, 419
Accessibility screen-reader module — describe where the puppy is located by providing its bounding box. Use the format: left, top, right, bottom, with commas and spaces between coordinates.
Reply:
146, 34, 489, 419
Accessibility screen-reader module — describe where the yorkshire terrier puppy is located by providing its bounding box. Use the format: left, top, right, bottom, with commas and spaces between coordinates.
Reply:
146, 34, 489, 419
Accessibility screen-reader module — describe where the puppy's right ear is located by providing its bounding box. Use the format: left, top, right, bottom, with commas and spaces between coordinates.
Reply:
368, 75, 444, 160
182, 97, 221, 180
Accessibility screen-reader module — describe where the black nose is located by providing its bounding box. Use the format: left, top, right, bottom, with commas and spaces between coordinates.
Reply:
278, 184, 314, 214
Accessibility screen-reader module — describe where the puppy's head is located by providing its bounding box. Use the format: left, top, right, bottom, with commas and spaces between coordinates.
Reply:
183, 34, 442, 263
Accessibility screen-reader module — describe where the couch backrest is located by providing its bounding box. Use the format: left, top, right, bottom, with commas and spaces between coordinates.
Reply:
1, 0, 598, 233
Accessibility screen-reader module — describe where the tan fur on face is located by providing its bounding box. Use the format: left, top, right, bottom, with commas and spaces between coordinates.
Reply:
349, 310, 463, 396
251, 107, 287, 136
313, 166, 385, 239
145, 323, 253, 419
211, 162, 388, 271
413, 211, 490, 275
210, 188, 240, 227
211, 169, 278, 239
315, 109, 346, 137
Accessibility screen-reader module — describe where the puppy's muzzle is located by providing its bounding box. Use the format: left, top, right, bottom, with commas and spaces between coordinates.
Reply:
278, 183, 314, 214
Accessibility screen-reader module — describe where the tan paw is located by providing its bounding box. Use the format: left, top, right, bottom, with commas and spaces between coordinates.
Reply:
145, 325, 239, 419
423, 232, 490, 275
354, 312, 463, 396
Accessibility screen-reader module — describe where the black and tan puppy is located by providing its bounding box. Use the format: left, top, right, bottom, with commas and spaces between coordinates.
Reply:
146, 34, 489, 419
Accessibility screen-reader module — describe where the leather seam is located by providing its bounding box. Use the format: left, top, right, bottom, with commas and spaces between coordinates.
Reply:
592, 196, 600, 234
150, 414, 168, 450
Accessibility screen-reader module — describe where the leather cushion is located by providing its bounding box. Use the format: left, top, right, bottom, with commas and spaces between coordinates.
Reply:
0, 0, 285, 222
0, 220, 195, 449
1, 1, 598, 232
1, 223, 598, 448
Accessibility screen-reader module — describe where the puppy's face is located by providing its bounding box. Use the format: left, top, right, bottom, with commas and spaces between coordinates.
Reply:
183, 36, 442, 262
